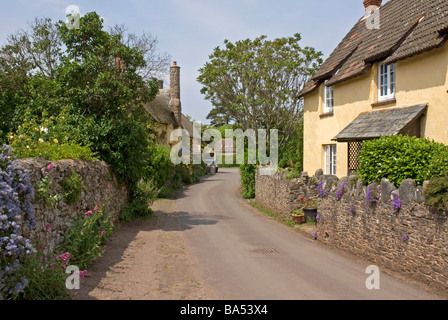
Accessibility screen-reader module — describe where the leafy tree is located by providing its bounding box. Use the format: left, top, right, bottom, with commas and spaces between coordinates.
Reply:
0, 12, 164, 191
198, 34, 322, 151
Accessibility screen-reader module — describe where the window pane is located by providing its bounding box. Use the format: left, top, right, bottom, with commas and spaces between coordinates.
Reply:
332, 145, 337, 175
325, 145, 331, 174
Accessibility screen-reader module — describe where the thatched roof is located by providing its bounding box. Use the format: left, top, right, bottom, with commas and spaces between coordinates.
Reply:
145, 89, 195, 137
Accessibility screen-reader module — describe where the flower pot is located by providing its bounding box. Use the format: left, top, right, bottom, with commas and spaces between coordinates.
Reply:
303, 208, 318, 223
291, 214, 305, 225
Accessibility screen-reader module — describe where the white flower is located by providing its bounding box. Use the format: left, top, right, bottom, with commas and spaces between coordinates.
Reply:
40, 127, 48, 134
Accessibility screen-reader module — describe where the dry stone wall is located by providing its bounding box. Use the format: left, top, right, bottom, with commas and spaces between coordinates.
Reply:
18, 158, 129, 260
255, 167, 448, 292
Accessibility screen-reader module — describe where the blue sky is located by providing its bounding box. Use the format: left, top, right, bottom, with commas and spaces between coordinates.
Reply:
0, 0, 388, 124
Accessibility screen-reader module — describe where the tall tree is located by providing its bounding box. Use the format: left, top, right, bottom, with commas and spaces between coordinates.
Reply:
109, 24, 172, 82
198, 34, 322, 150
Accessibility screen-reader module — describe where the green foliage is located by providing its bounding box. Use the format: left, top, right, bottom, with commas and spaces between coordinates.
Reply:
198, 34, 322, 151
278, 118, 304, 171
145, 144, 175, 189
35, 164, 62, 208
8, 108, 97, 161
119, 178, 160, 222
240, 164, 256, 199
424, 176, 448, 211
358, 135, 448, 186
284, 168, 301, 180
63, 169, 86, 205
64, 198, 115, 270
1, 12, 159, 202
13, 249, 70, 300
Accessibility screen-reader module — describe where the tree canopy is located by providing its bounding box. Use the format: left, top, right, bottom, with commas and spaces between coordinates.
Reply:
0, 12, 168, 187
197, 34, 323, 150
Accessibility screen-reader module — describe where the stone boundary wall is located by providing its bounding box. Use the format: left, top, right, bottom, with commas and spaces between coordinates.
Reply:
18, 158, 129, 259
255, 167, 448, 292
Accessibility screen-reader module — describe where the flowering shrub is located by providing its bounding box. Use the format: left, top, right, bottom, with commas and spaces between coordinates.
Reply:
365, 182, 381, 203
64, 196, 116, 270
8, 108, 96, 162
299, 196, 318, 209
0, 145, 37, 298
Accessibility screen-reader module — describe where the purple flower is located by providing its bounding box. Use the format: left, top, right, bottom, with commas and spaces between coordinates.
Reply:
312, 232, 317, 240
401, 235, 408, 242
317, 182, 329, 197
366, 182, 381, 203
0, 145, 36, 296
392, 194, 401, 212
336, 181, 347, 200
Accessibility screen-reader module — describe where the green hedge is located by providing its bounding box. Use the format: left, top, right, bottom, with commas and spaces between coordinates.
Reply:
240, 164, 256, 199
358, 135, 448, 186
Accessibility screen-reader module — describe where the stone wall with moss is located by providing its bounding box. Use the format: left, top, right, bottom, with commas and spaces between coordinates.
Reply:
18, 158, 129, 260
255, 167, 448, 292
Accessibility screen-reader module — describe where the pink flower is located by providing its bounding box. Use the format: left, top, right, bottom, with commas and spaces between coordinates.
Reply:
107, 184, 111, 189
85, 210, 93, 216
78, 270, 88, 278
100, 231, 106, 236
94, 206, 99, 212
47, 164, 54, 171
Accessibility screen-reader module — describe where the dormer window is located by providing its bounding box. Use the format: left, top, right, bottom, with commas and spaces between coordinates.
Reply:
324, 81, 334, 113
378, 62, 396, 101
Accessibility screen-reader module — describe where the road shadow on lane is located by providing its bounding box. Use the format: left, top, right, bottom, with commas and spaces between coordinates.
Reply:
71, 200, 219, 300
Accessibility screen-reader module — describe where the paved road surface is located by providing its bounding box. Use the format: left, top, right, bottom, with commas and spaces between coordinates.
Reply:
173, 168, 443, 300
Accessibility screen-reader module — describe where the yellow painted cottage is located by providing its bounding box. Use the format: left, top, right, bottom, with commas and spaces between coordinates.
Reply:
298, 0, 448, 177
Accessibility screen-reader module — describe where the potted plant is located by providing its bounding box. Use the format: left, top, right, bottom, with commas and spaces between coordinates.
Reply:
300, 197, 318, 223
291, 210, 305, 225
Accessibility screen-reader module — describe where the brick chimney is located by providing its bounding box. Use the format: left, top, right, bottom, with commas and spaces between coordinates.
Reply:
364, 0, 382, 12
169, 61, 182, 127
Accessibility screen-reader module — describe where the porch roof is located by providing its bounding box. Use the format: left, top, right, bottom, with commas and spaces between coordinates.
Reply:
333, 104, 428, 142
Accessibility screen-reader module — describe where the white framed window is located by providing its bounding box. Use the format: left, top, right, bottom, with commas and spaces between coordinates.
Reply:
324, 82, 334, 113
325, 145, 337, 176
378, 62, 396, 101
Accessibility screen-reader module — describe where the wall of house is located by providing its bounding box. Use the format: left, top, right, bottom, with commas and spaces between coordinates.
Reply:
18, 158, 129, 261
153, 123, 174, 146
303, 42, 448, 178
255, 168, 448, 293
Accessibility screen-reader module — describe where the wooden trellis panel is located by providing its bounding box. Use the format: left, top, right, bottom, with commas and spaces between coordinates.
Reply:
348, 141, 363, 175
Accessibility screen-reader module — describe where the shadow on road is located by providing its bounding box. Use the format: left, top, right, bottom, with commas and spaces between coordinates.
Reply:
72, 188, 219, 300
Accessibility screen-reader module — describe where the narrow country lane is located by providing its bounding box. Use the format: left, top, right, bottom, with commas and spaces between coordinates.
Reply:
73, 168, 445, 300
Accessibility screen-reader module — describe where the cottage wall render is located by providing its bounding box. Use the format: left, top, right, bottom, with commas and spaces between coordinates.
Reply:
302, 26, 448, 178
